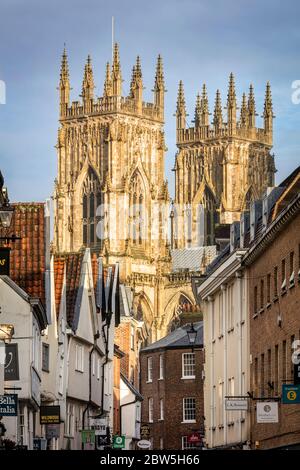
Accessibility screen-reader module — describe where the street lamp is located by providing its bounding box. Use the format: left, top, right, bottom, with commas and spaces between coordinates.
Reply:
187, 323, 197, 347
0, 203, 14, 229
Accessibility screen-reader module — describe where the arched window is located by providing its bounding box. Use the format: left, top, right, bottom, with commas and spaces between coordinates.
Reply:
130, 171, 146, 247
82, 168, 101, 248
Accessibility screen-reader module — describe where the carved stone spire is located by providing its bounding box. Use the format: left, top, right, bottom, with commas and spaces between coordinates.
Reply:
263, 81, 274, 135
194, 93, 202, 127
227, 73, 237, 134
130, 56, 143, 111
103, 62, 112, 97
213, 89, 223, 131
176, 81, 187, 139
153, 54, 165, 117
112, 43, 122, 96
82, 55, 94, 106
201, 84, 209, 126
240, 92, 248, 128
248, 84, 256, 128
59, 47, 70, 117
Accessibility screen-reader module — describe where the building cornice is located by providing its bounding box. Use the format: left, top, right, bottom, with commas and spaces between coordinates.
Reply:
198, 249, 247, 299
243, 193, 300, 266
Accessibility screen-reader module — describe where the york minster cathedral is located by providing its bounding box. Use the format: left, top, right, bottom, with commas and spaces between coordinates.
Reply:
53, 44, 275, 340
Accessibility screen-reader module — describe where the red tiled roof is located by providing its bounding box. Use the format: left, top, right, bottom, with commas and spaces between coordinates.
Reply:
0, 203, 46, 304
54, 256, 65, 317
53, 252, 84, 326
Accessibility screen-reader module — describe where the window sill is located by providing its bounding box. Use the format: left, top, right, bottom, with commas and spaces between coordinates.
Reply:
259, 308, 264, 314
42, 368, 50, 373
266, 302, 272, 309
281, 288, 287, 297
227, 421, 235, 427
158, 377, 164, 381
289, 282, 295, 289
182, 420, 197, 424
75, 369, 84, 374
218, 424, 224, 430
240, 319, 245, 325
253, 313, 258, 319
273, 295, 279, 303
218, 334, 224, 340
158, 419, 164, 422
181, 376, 196, 380
146, 380, 153, 384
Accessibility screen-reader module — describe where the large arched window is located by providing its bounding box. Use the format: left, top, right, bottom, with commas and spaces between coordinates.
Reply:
82, 168, 102, 248
130, 171, 146, 247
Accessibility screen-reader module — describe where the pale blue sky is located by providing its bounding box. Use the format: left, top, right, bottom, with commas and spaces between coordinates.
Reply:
0, 0, 300, 201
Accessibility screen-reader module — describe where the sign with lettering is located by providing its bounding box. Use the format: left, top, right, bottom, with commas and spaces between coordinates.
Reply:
0, 394, 18, 416
112, 435, 125, 449
282, 384, 300, 404
40, 405, 61, 425
0, 247, 10, 275
256, 402, 278, 423
4, 343, 19, 381
225, 399, 248, 411
140, 424, 150, 439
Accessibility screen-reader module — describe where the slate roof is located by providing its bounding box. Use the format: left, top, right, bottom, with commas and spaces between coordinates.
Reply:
141, 321, 203, 352
171, 246, 217, 272
0, 203, 46, 305
121, 373, 143, 401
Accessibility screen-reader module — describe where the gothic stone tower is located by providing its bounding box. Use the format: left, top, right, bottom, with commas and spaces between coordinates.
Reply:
53, 46, 193, 340
174, 75, 275, 248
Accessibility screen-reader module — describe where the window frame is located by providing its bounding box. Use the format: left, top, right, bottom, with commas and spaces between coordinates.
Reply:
183, 397, 196, 423
182, 352, 196, 379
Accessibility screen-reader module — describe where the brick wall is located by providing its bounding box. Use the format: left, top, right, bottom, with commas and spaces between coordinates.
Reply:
248, 209, 300, 449
140, 347, 204, 450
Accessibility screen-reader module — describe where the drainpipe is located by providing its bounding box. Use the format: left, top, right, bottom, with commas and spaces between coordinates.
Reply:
101, 323, 110, 417
120, 397, 140, 445
81, 345, 95, 449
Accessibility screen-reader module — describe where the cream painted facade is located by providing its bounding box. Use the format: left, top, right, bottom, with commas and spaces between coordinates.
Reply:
0, 276, 47, 450
197, 249, 250, 449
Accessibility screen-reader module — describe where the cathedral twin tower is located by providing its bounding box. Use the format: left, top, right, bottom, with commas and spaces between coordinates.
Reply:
53, 43, 275, 338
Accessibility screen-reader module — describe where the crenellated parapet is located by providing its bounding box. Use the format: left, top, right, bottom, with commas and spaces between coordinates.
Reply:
176, 74, 273, 147
59, 44, 165, 123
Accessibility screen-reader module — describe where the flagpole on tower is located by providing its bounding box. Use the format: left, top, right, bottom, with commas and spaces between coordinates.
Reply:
112, 16, 114, 62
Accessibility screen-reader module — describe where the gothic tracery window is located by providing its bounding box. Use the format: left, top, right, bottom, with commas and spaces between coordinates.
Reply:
130, 171, 145, 246
82, 168, 102, 248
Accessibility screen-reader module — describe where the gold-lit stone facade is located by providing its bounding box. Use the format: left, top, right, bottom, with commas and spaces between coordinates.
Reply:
53, 45, 197, 340
174, 76, 275, 248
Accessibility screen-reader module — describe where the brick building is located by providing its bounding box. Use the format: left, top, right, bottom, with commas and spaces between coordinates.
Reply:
244, 167, 300, 449
140, 322, 204, 450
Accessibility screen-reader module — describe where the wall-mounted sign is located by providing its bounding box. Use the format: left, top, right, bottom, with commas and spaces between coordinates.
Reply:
0, 394, 18, 416
282, 384, 300, 404
112, 435, 125, 449
256, 402, 278, 423
140, 424, 150, 439
81, 429, 95, 445
225, 399, 248, 411
40, 405, 61, 425
4, 343, 19, 381
0, 247, 10, 276
45, 424, 60, 439
294, 363, 300, 385
137, 439, 151, 449
89, 417, 106, 436
187, 432, 202, 444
